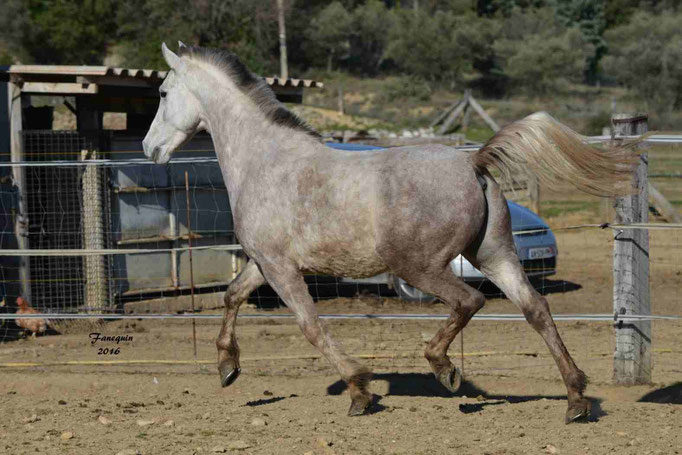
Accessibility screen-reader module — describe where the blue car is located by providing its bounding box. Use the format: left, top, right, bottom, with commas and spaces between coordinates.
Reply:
326, 142, 558, 302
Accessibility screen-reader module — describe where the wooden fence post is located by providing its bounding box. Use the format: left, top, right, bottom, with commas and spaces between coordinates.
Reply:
527, 176, 541, 215
81, 149, 107, 311
77, 99, 107, 312
8, 82, 32, 303
337, 84, 344, 115
612, 113, 651, 385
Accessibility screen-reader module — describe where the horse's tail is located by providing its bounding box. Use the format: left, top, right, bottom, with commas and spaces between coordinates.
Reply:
471, 111, 641, 197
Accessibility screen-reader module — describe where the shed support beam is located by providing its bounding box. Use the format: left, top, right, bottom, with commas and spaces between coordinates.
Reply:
20, 82, 97, 95
8, 83, 31, 303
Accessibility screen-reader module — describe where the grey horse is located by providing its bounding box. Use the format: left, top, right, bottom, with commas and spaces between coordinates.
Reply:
143, 42, 638, 423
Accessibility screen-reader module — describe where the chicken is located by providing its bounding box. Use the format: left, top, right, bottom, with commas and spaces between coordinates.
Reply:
15, 297, 49, 337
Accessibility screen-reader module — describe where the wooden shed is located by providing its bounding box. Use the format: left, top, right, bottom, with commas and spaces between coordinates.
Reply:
0, 65, 321, 312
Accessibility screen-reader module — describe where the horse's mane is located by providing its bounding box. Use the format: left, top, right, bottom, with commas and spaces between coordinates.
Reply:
177, 45, 321, 140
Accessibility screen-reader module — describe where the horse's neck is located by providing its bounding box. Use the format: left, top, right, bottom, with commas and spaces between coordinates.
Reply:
201, 94, 319, 206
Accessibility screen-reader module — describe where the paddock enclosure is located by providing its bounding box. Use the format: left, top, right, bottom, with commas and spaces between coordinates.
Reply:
0, 67, 681, 454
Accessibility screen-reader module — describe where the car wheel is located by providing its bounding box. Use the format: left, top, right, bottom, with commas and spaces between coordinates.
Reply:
391, 275, 437, 303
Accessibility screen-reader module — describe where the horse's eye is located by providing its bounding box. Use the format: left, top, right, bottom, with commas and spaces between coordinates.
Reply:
159, 90, 167, 98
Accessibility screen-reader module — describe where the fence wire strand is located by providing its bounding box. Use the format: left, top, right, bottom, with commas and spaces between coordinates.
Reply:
0, 131, 679, 386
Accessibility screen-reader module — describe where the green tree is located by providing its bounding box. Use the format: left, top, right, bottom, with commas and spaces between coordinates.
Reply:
308, 1, 353, 71
603, 0, 638, 27
455, 16, 505, 96
476, 0, 547, 17
386, 9, 467, 84
553, 0, 607, 84
115, 0, 194, 68
0, 0, 31, 63
348, 0, 394, 74
495, 8, 592, 94
603, 0, 682, 27
603, 11, 682, 111
116, 0, 277, 73
0, 0, 117, 64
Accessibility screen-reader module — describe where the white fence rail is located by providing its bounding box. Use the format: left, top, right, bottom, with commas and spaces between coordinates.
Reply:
2, 312, 681, 321
0, 134, 680, 168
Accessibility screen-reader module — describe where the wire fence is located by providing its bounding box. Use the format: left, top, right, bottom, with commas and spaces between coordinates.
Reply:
0, 132, 680, 307
1, 315, 680, 391
0, 131, 680, 384
0, 131, 242, 314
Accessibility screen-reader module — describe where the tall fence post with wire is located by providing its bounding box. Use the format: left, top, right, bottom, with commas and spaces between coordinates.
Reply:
611, 113, 651, 385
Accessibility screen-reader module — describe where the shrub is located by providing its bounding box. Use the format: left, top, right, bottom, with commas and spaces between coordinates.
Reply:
307, 1, 353, 71
347, 0, 394, 75
494, 8, 593, 95
603, 11, 682, 112
378, 75, 433, 103
386, 9, 468, 85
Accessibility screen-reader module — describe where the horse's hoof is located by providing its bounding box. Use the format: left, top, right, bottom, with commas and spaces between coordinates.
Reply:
565, 399, 591, 424
218, 360, 241, 388
436, 365, 462, 393
348, 397, 371, 417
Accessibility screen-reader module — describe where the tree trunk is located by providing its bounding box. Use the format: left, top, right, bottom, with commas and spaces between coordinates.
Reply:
277, 0, 288, 80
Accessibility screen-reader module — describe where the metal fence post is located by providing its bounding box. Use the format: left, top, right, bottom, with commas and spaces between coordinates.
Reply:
611, 113, 651, 385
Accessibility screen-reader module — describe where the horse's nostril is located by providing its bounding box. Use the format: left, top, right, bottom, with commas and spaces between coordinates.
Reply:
152, 146, 161, 161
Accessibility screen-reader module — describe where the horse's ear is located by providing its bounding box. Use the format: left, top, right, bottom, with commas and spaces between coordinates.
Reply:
178, 40, 187, 49
162, 42, 184, 71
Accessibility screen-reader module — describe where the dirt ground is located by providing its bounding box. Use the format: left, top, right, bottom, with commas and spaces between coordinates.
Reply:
0, 227, 681, 454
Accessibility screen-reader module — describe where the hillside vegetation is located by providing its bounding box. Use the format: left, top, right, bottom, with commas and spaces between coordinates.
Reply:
1, 1, 681, 130
296, 72, 636, 139
4, 1, 681, 222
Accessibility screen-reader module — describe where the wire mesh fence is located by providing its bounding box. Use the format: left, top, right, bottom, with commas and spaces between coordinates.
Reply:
0, 131, 680, 388
22, 131, 106, 313
2, 131, 241, 316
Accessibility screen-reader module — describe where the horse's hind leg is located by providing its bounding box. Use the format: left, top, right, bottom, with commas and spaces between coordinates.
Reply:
398, 269, 485, 392
472, 248, 590, 423
468, 173, 589, 423
258, 262, 372, 416
216, 259, 265, 387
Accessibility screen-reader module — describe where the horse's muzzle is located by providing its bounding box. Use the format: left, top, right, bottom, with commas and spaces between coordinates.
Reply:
150, 146, 161, 162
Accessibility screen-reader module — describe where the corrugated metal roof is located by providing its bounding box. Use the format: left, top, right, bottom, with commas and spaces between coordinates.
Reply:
264, 76, 322, 88
1, 65, 165, 82
1, 65, 323, 88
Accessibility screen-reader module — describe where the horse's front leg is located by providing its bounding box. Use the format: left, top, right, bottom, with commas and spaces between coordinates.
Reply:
216, 259, 265, 387
259, 262, 373, 416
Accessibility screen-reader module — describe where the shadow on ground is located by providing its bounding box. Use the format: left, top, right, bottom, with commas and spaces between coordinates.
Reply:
247, 276, 583, 309
471, 278, 582, 298
327, 373, 604, 421
248, 277, 391, 307
638, 382, 682, 404
243, 396, 287, 407
534, 279, 582, 296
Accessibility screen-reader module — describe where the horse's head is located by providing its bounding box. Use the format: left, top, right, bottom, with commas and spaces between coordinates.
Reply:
143, 42, 206, 164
